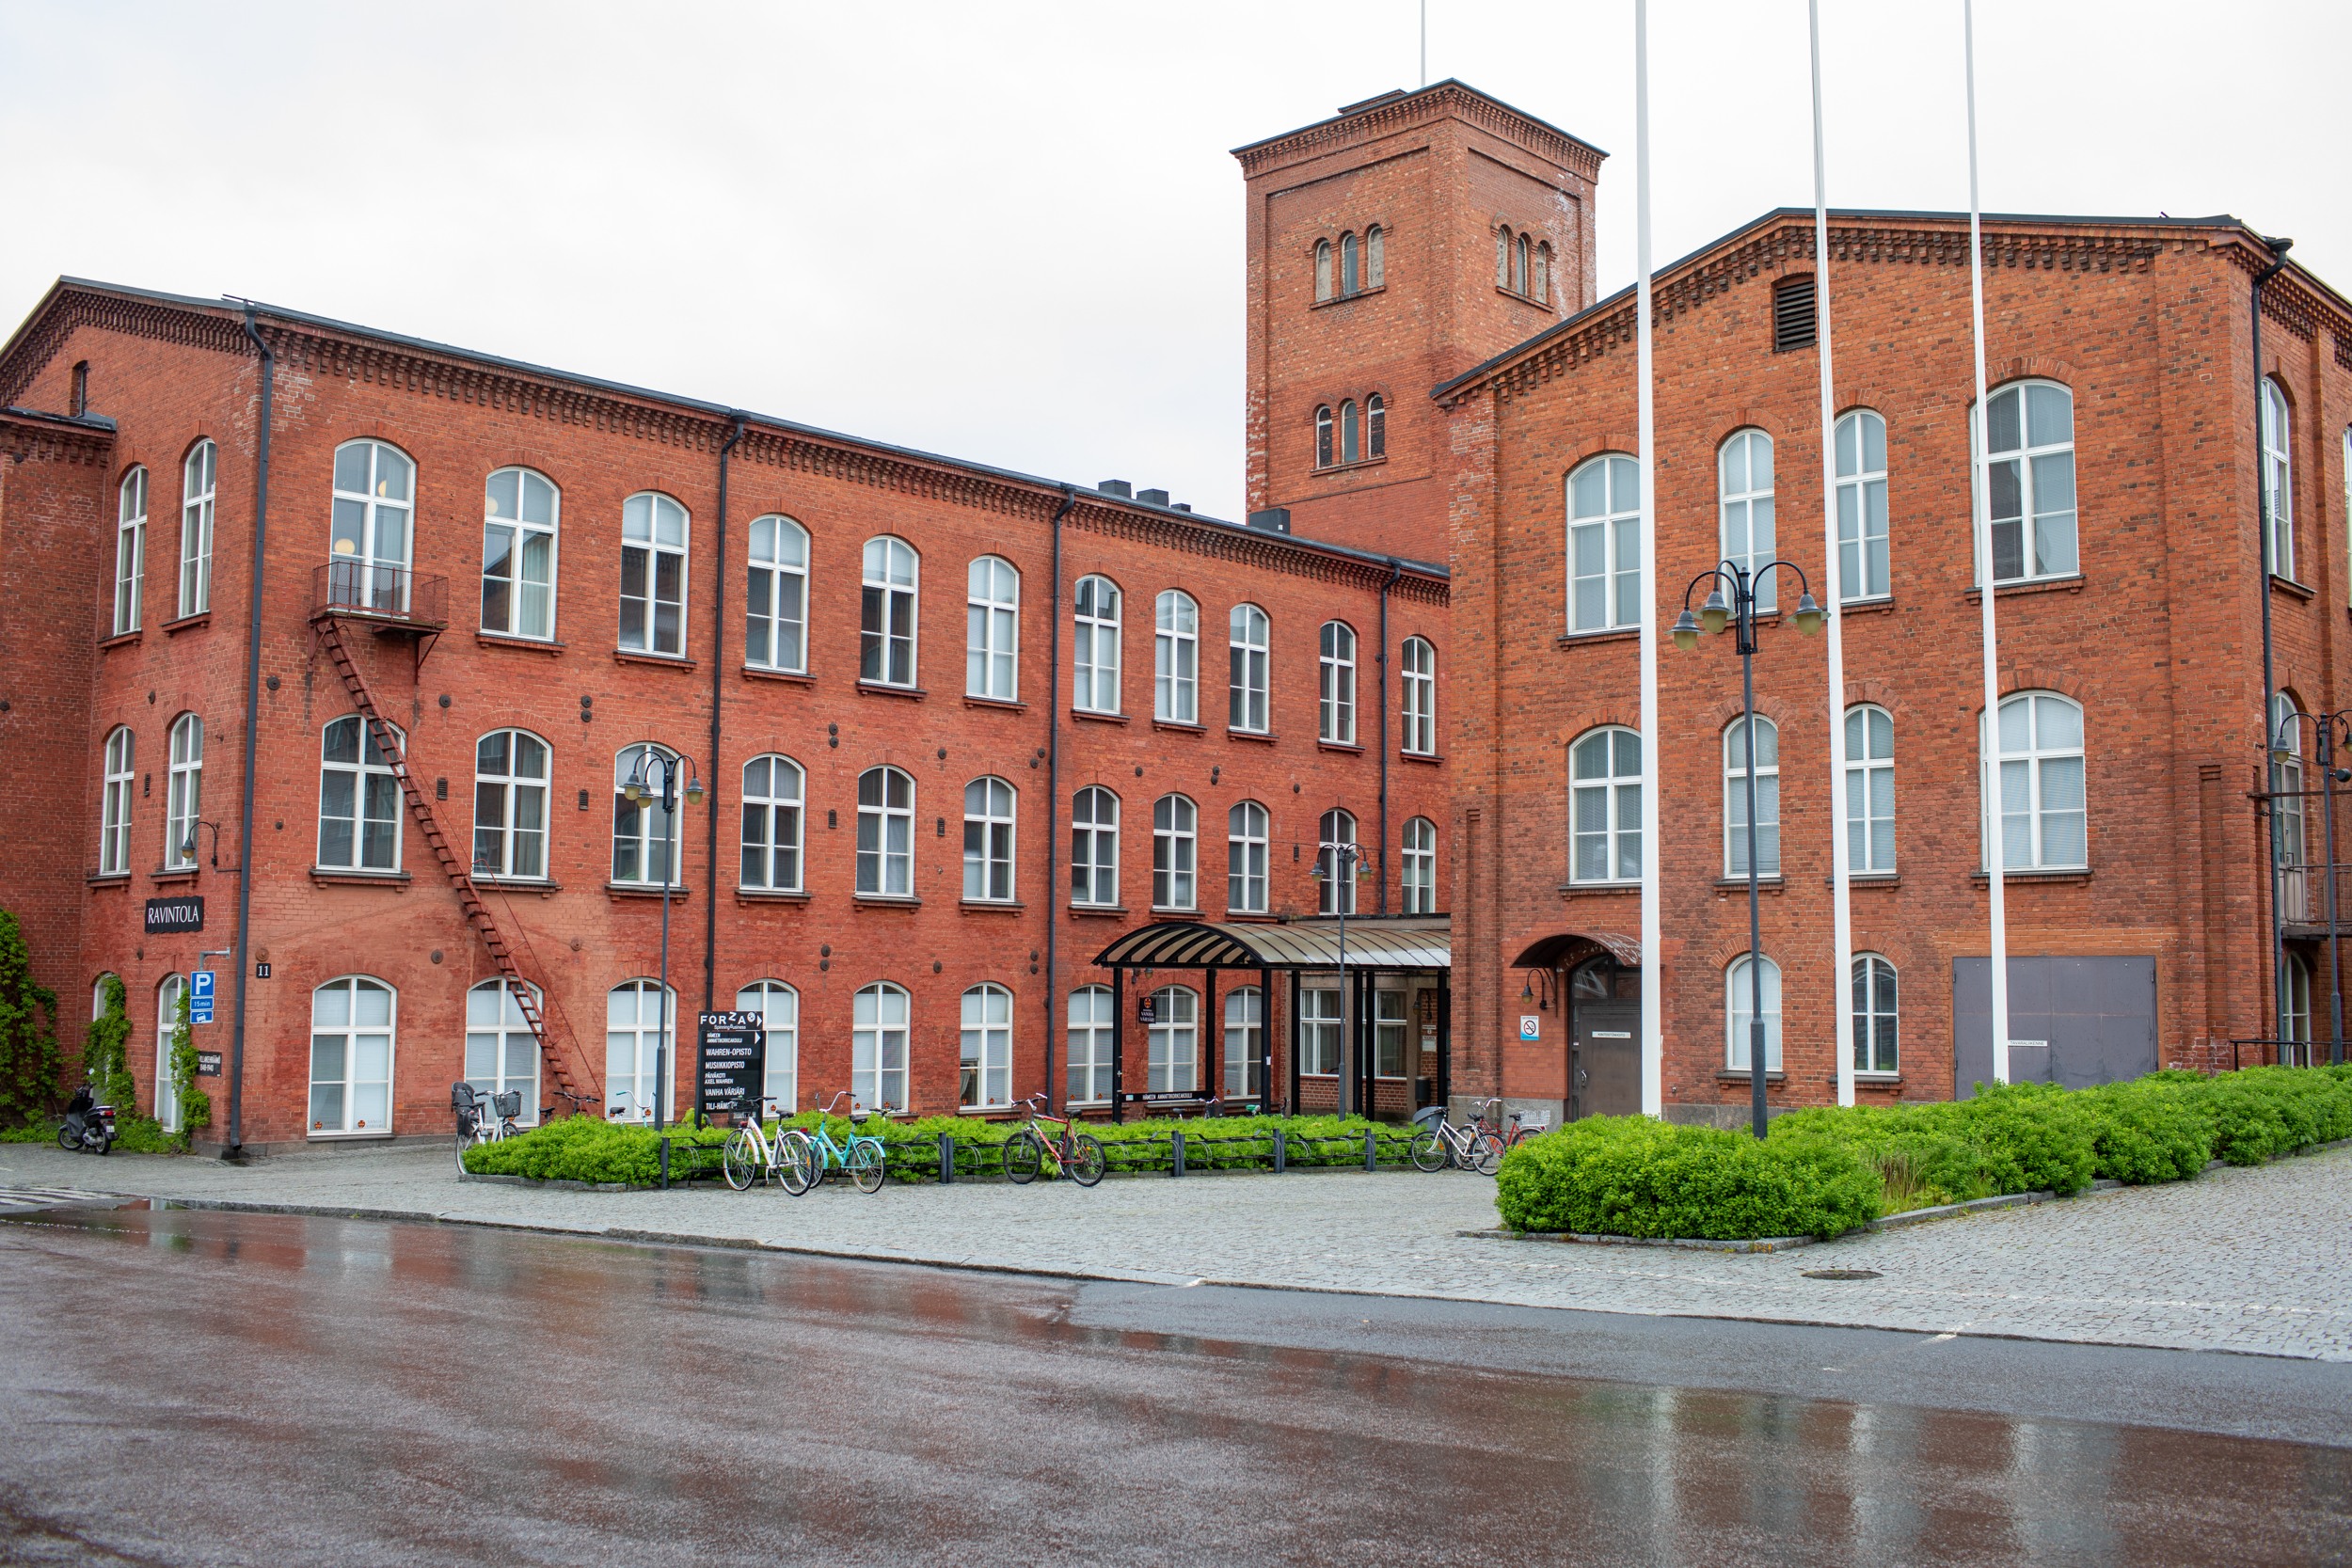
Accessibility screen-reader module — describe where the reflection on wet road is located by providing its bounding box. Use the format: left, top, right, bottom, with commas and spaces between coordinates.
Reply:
0, 1204, 2345, 1566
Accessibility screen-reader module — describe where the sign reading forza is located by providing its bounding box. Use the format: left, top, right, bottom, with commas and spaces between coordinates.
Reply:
143, 897, 204, 934
696, 1011, 765, 1117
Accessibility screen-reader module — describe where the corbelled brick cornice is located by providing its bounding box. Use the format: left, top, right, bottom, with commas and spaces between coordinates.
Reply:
1232, 81, 1603, 182
1, 406, 114, 466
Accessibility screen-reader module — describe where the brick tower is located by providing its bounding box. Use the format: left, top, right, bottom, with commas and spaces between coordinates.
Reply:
1233, 81, 1604, 558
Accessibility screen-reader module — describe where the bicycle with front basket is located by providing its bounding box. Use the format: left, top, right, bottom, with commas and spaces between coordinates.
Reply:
776, 1091, 888, 1195
721, 1096, 798, 1191
1407, 1101, 1502, 1175
452, 1080, 528, 1175
999, 1093, 1108, 1187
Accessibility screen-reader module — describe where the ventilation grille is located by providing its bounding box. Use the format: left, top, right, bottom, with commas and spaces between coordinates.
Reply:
1773, 277, 1818, 353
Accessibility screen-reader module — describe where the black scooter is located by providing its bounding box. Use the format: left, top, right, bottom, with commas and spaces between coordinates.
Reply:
58, 1086, 117, 1154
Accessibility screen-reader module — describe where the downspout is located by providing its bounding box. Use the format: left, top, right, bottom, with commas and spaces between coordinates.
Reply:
705, 413, 745, 1041
227, 305, 273, 1158
1375, 559, 1402, 913
2254, 236, 2293, 1048
1042, 486, 1077, 1112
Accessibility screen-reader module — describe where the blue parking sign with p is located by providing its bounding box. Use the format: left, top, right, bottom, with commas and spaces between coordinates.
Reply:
190, 970, 215, 1024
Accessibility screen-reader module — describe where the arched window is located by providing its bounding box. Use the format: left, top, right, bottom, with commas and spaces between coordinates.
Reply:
1300, 985, 1342, 1076
612, 742, 681, 886
483, 467, 559, 640
1154, 590, 1198, 722
960, 983, 1014, 1109
1843, 705, 1895, 875
619, 491, 688, 655
1570, 727, 1642, 884
155, 974, 186, 1132
739, 980, 799, 1114
1229, 604, 1270, 733
100, 727, 135, 877
2286, 953, 2313, 1045
1533, 241, 1551, 304
467, 979, 541, 1124
2272, 693, 2306, 875
1852, 955, 1899, 1076
740, 754, 805, 892
114, 466, 146, 636
2262, 378, 2295, 580
1340, 231, 1359, 297
962, 776, 1016, 902
1148, 985, 1199, 1092
179, 439, 215, 619
1314, 239, 1333, 302
1400, 636, 1436, 755
851, 982, 909, 1113
966, 555, 1020, 701
1340, 400, 1360, 465
1402, 816, 1438, 914
1067, 987, 1114, 1105
165, 714, 202, 870
856, 766, 915, 896
472, 729, 549, 879
1073, 575, 1120, 713
1152, 794, 1198, 911
860, 535, 918, 686
1719, 430, 1778, 610
1319, 622, 1358, 744
1980, 380, 2076, 584
319, 715, 403, 872
1986, 691, 2087, 870
1223, 987, 1263, 1101
1566, 452, 1641, 632
1314, 405, 1334, 469
1835, 410, 1889, 601
1367, 394, 1386, 459
1724, 717, 1781, 878
330, 440, 415, 613
1496, 226, 1512, 288
1228, 800, 1268, 913
1726, 955, 1782, 1073
1366, 225, 1385, 289
746, 514, 810, 673
604, 979, 673, 1122
310, 975, 395, 1134
1071, 786, 1120, 907
1317, 808, 1359, 915
1516, 233, 1531, 294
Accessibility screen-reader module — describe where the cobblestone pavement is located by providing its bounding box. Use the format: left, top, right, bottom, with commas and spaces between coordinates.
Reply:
5, 1139, 2347, 1360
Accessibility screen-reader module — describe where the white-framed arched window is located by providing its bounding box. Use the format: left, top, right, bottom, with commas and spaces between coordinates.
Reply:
2262, 378, 2296, 581
2286, 953, 2313, 1044
611, 742, 681, 886
1566, 452, 1640, 633
1229, 604, 1270, 733
852, 981, 910, 1113
1319, 621, 1358, 744
1401, 637, 1436, 754
1367, 393, 1387, 458
619, 492, 689, 656
330, 440, 415, 613
1152, 794, 1198, 911
1340, 399, 1361, 464
1986, 691, 2087, 870
604, 978, 673, 1122
1223, 987, 1263, 1101
483, 467, 559, 641
966, 555, 1020, 701
1317, 808, 1359, 915
310, 974, 395, 1134
472, 729, 549, 879
962, 776, 1016, 902
740, 753, 804, 892
179, 439, 215, 619
1724, 716, 1781, 878
1570, 726, 1642, 884
1228, 800, 1268, 913
100, 726, 134, 877
960, 983, 1013, 1110
856, 765, 914, 896
114, 465, 147, 636
1072, 786, 1119, 907
155, 973, 186, 1132
739, 979, 799, 1114
1852, 955, 1898, 1076
1073, 575, 1120, 712
1365, 225, 1385, 289
1068, 986, 1114, 1105
1843, 705, 1894, 875
319, 715, 403, 872
1315, 405, 1334, 469
1154, 590, 1198, 723
467, 978, 541, 1125
1726, 955, 1782, 1073
2273, 693, 2307, 873
165, 713, 202, 871
1719, 429, 1777, 610
1340, 231, 1360, 297
1835, 409, 1889, 602
1148, 985, 1199, 1093
1979, 380, 2076, 585
1314, 239, 1333, 303
746, 514, 809, 673
860, 535, 918, 686
1402, 816, 1437, 914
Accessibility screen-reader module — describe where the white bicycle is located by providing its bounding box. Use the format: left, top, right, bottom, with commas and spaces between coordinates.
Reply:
1407, 1105, 1502, 1175
722, 1098, 805, 1192
452, 1081, 523, 1175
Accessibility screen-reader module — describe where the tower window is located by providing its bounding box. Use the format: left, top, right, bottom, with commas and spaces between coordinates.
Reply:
1341, 232, 1360, 297
1773, 277, 1818, 352
1315, 406, 1333, 468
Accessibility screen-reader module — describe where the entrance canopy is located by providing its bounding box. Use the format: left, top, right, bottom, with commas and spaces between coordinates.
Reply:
1094, 915, 1450, 973
1510, 930, 1640, 971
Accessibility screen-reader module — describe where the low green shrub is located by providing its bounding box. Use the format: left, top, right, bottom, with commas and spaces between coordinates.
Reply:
1494, 1117, 1882, 1241
2070, 1076, 2212, 1183
462, 1117, 731, 1181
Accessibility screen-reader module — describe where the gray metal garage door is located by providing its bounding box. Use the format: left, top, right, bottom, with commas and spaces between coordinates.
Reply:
1952, 956, 2157, 1096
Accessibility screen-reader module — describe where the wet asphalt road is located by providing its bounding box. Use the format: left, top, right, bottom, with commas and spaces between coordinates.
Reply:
1, 1202, 2347, 1567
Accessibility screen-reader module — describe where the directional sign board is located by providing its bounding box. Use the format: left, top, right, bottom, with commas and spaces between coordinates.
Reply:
696, 1011, 765, 1117
189, 971, 215, 1025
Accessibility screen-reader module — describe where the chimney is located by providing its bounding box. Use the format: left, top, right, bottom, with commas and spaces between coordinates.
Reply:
1246, 508, 1292, 535
1136, 487, 1170, 507
1096, 479, 1132, 499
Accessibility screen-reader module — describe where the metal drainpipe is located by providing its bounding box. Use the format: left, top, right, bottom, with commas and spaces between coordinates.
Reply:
227, 304, 273, 1158
1375, 559, 1402, 913
2254, 235, 2294, 1048
1042, 487, 1076, 1112
705, 414, 745, 1048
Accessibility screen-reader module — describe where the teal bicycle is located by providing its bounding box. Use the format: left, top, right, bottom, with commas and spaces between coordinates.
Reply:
777, 1091, 888, 1196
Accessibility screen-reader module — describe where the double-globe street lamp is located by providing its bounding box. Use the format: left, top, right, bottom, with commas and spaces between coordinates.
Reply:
622, 748, 704, 1126
1673, 560, 1827, 1138
2269, 706, 2351, 1066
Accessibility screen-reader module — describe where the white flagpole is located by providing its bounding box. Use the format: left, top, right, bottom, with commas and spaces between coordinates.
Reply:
1811, 0, 1856, 1109
1636, 0, 1663, 1118
1965, 0, 2011, 1085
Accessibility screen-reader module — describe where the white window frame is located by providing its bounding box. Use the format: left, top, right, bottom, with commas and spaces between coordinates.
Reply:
310, 974, 396, 1135
1067, 986, 1114, 1106
1834, 410, 1889, 602
1073, 575, 1120, 713
856, 766, 914, 896
1229, 604, 1270, 733
966, 555, 1020, 701
1365, 225, 1385, 289
612, 742, 682, 887
619, 492, 689, 656
739, 980, 800, 1114
318, 715, 404, 873
1402, 816, 1437, 914
473, 729, 550, 880
960, 983, 1014, 1110
1152, 794, 1198, 911
1400, 637, 1437, 754
2286, 953, 2313, 1044
466, 978, 542, 1127
1340, 232, 1359, 297
1373, 987, 1409, 1079
1565, 452, 1641, 633
114, 466, 146, 636
1570, 727, 1643, 885
100, 726, 134, 876
1985, 691, 2087, 871
1317, 809, 1359, 915
1851, 955, 1899, 1076
740, 753, 805, 893
1227, 800, 1268, 913
1223, 987, 1263, 1101
1071, 786, 1120, 907
1154, 590, 1199, 723
329, 440, 415, 613
1315, 405, 1333, 469
2262, 378, 2296, 581
1726, 955, 1783, 1073
1978, 380, 2077, 585
483, 467, 560, 641
165, 713, 202, 871
1340, 400, 1361, 464
1314, 239, 1332, 303
851, 982, 910, 1113
178, 440, 215, 619
2273, 693, 2306, 874
962, 776, 1017, 902
1300, 985, 1342, 1076
746, 514, 810, 673
155, 974, 185, 1132
1724, 716, 1781, 879
1146, 985, 1198, 1093
1719, 429, 1777, 611
1319, 622, 1358, 744
1367, 394, 1386, 459
860, 535, 918, 687
1843, 705, 1895, 876
604, 978, 673, 1122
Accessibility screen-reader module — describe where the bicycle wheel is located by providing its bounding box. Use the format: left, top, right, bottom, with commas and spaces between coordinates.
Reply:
1470, 1132, 1504, 1177
1066, 1133, 1107, 1188
453, 1118, 475, 1175
1000, 1130, 1043, 1184
776, 1131, 815, 1196
722, 1128, 759, 1192
848, 1138, 886, 1195
1407, 1129, 1450, 1173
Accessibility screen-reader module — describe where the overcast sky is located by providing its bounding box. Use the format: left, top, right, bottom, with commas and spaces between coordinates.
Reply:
4, 1, 2344, 522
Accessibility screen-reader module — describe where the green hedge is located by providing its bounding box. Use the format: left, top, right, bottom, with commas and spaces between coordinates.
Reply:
1494, 1117, 1882, 1241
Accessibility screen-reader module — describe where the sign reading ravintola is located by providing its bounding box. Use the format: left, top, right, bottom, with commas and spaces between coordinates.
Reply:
144, 896, 203, 934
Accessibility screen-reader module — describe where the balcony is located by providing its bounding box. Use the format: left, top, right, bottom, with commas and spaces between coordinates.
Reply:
312, 561, 448, 631
2277, 863, 2352, 931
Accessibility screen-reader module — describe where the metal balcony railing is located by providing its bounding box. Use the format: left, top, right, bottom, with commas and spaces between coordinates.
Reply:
313, 561, 448, 629
2274, 863, 2352, 927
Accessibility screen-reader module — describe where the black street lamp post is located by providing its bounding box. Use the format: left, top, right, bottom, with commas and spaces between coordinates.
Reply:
1674, 560, 1827, 1138
623, 748, 704, 1127
2271, 707, 2350, 1066
1310, 837, 1367, 1116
